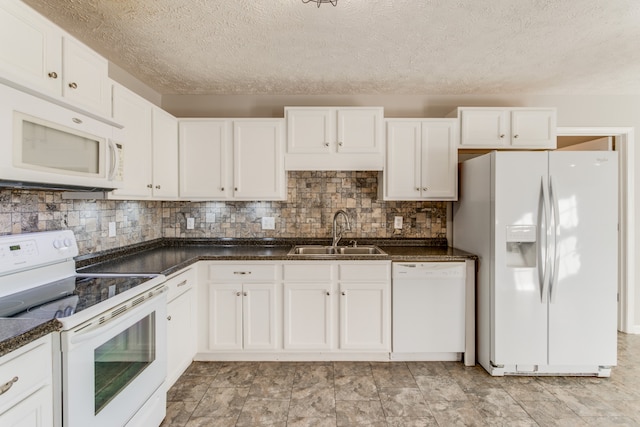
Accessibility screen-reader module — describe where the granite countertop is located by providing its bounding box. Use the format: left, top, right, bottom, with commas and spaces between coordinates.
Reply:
1, 238, 477, 355
76, 238, 477, 276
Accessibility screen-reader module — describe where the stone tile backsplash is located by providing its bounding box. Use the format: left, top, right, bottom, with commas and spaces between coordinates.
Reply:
0, 172, 447, 256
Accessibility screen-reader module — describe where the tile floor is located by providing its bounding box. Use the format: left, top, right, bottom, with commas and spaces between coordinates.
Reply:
161, 333, 640, 426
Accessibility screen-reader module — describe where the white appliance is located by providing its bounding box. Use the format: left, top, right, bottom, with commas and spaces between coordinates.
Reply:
0, 230, 167, 426
392, 262, 466, 361
0, 83, 123, 190
454, 151, 618, 376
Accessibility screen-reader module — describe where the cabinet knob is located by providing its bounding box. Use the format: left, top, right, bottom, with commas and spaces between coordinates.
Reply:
415, 188, 420, 191
234, 187, 238, 191
155, 185, 161, 189
243, 291, 248, 296
324, 142, 330, 147
147, 184, 153, 188
513, 134, 519, 139
326, 291, 330, 296
47, 71, 58, 79
236, 291, 241, 296
338, 141, 343, 146
0, 377, 18, 396
220, 187, 224, 191
341, 291, 346, 296
167, 315, 172, 321
423, 187, 428, 191
71, 117, 83, 124
68, 82, 78, 89
499, 134, 505, 138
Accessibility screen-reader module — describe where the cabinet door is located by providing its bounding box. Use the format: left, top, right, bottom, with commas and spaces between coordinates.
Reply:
0, 385, 54, 427
152, 107, 179, 199
166, 286, 195, 387
110, 84, 153, 199
286, 108, 333, 154
243, 283, 278, 350
62, 37, 110, 115
337, 108, 383, 154
233, 120, 285, 200
208, 283, 243, 350
0, 0, 61, 95
459, 109, 509, 147
179, 120, 230, 199
421, 120, 457, 200
283, 283, 333, 350
384, 121, 422, 200
339, 282, 390, 351
510, 109, 556, 148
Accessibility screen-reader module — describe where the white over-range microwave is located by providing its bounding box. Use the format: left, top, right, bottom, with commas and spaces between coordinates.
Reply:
0, 83, 123, 190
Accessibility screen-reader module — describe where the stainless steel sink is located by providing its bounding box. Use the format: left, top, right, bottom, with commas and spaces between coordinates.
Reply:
288, 245, 386, 256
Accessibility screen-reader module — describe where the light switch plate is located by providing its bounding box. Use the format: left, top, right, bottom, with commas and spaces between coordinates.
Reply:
262, 217, 275, 230
108, 222, 116, 237
186, 217, 195, 230
394, 216, 403, 229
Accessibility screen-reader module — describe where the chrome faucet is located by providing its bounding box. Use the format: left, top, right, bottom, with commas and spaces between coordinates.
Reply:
332, 210, 351, 247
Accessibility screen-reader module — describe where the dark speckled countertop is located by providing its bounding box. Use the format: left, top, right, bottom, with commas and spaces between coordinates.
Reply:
1, 238, 476, 355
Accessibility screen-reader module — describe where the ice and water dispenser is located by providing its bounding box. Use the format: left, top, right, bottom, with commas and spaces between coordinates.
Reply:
506, 225, 537, 267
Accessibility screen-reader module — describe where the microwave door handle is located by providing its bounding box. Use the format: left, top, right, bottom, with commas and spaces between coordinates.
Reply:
107, 139, 119, 181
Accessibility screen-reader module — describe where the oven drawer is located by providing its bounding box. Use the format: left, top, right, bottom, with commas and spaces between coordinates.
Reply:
0, 334, 52, 410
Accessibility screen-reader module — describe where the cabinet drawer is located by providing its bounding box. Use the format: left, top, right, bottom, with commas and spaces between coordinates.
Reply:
208, 264, 278, 281
0, 335, 51, 408
283, 264, 333, 282
166, 268, 195, 302
339, 263, 389, 281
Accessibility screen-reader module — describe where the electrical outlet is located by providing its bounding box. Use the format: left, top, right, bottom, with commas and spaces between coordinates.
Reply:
108, 222, 116, 237
186, 217, 195, 230
261, 217, 275, 230
394, 216, 403, 229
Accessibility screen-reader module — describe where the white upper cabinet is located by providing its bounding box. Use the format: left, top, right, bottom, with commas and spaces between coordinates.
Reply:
383, 119, 458, 201
455, 107, 557, 149
285, 107, 384, 170
0, 0, 110, 117
151, 107, 179, 199
179, 119, 286, 201
110, 83, 178, 200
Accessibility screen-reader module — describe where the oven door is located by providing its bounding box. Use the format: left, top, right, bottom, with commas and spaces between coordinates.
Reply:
60, 288, 167, 427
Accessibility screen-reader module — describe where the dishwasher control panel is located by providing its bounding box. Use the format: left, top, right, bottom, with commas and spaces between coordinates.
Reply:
392, 262, 465, 279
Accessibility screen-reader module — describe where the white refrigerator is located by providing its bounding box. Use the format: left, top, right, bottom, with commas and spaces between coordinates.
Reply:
454, 151, 618, 376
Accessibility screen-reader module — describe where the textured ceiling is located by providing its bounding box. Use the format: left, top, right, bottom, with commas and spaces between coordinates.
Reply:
21, 0, 640, 95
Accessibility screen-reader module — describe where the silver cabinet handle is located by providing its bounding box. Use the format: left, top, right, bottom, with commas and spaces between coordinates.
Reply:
236, 291, 241, 296
48, 71, 58, 79
513, 134, 519, 139
341, 291, 346, 296
324, 142, 330, 147
155, 185, 161, 189
177, 280, 188, 287
338, 141, 343, 146
233, 271, 251, 275
68, 82, 78, 89
0, 377, 18, 396
500, 134, 505, 138
147, 184, 153, 188
422, 187, 428, 191
326, 291, 330, 296
72, 117, 82, 124
167, 315, 172, 321
415, 187, 420, 191
243, 291, 248, 296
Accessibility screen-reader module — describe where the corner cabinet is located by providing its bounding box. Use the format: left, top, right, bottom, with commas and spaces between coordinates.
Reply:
0, 0, 110, 117
179, 119, 286, 201
381, 119, 458, 201
453, 107, 557, 149
0, 335, 54, 427
285, 107, 384, 170
165, 267, 197, 388
110, 84, 179, 200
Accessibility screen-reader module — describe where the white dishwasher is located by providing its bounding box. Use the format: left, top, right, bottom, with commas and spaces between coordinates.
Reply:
392, 262, 466, 361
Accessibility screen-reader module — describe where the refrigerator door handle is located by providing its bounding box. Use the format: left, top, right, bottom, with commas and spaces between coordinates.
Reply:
537, 176, 550, 303
548, 175, 561, 303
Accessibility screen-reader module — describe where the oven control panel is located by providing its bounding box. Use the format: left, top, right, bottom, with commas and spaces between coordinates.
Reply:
0, 230, 79, 274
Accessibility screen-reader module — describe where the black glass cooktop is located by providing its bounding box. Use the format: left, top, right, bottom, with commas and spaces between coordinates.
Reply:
0, 275, 156, 319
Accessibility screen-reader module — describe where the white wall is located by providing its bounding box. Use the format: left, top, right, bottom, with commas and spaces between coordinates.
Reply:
163, 93, 640, 331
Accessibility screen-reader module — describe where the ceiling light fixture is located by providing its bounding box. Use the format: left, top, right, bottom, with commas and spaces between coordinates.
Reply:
302, 0, 337, 7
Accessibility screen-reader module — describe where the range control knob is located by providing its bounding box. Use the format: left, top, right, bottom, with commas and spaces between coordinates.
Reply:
63, 238, 72, 247
53, 239, 62, 249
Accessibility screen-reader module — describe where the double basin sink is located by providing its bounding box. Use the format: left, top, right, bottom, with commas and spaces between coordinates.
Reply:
288, 245, 387, 257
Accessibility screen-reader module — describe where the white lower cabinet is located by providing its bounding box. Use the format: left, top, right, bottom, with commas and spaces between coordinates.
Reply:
0, 335, 54, 427
201, 263, 280, 353
196, 261, 391, 360
165, 268, 197, 388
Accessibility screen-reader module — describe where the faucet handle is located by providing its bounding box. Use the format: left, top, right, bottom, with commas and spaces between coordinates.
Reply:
349, 240, 358, 247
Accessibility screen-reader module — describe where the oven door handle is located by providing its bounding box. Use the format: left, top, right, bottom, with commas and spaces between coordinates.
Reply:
69, 286, 167, 345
